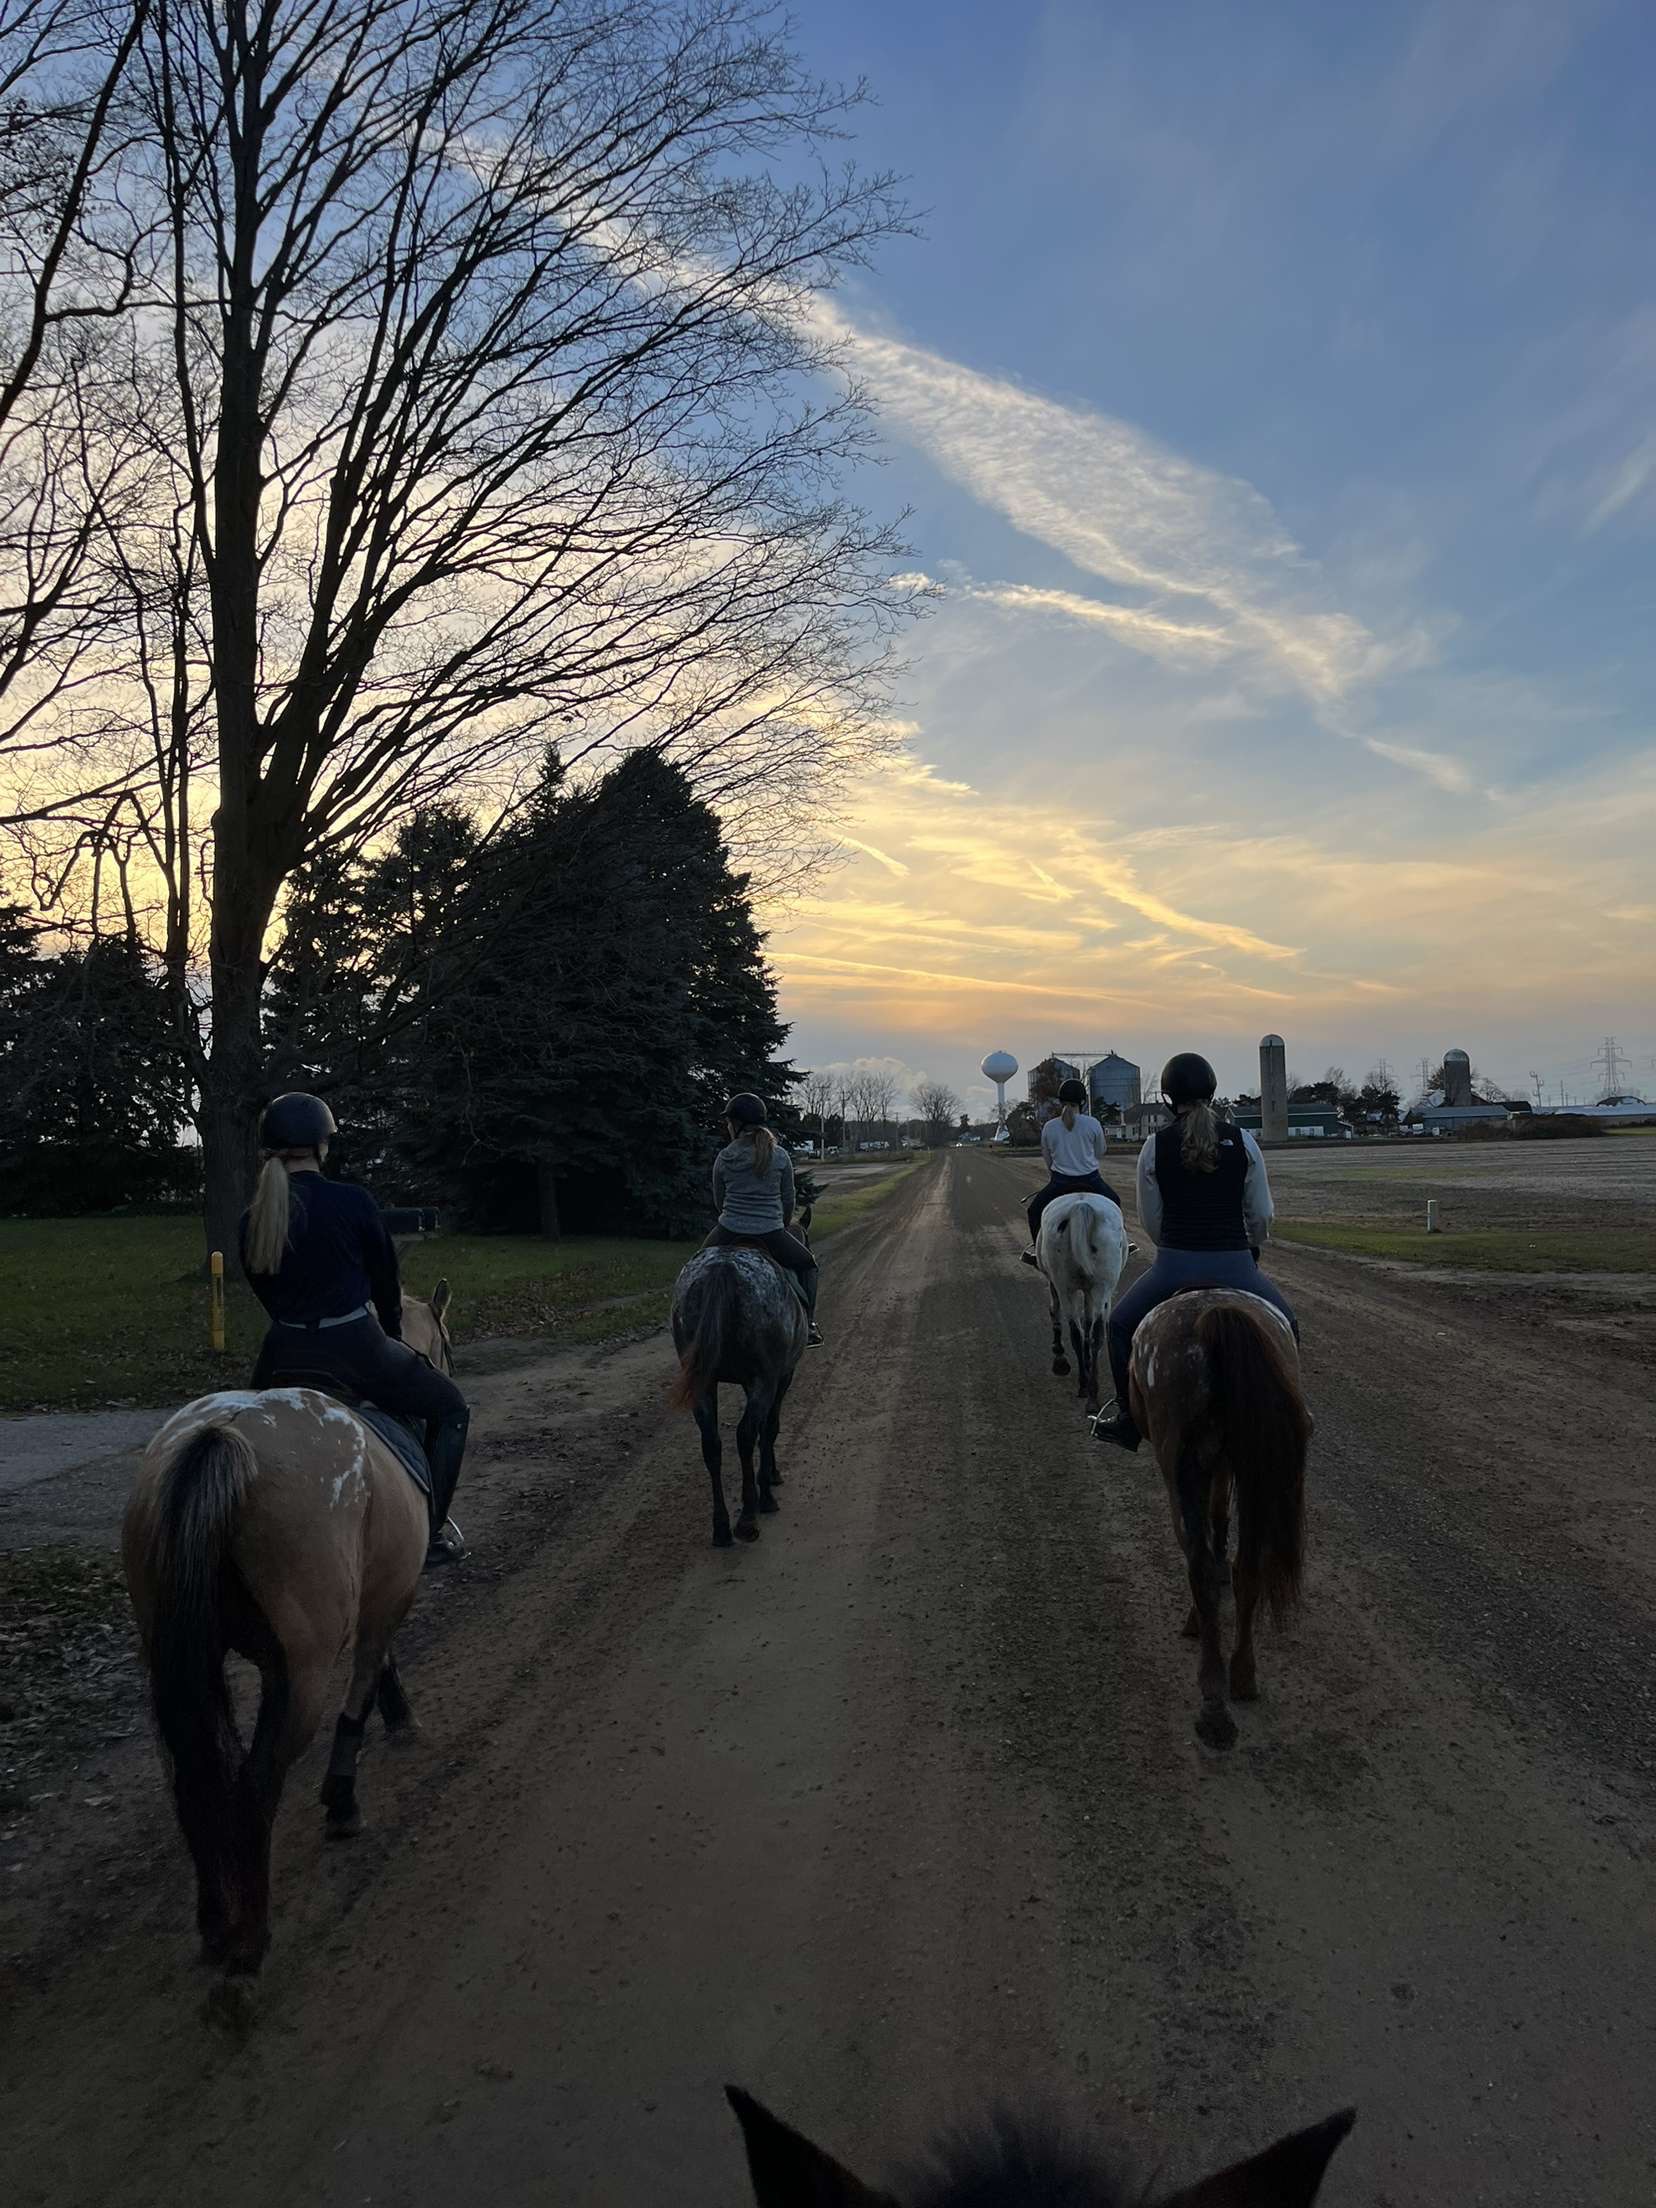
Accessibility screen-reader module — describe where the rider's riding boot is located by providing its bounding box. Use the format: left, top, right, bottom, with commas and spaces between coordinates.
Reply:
1091, 1405, 1142, 1453
802, 1265, 824, 1347
423, 1407, 470, 1568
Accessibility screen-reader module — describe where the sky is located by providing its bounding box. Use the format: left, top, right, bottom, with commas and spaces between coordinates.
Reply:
759, 0, 1656, 1119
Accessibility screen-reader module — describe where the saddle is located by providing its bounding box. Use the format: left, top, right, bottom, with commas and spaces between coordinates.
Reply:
267, 1370, 432, 1499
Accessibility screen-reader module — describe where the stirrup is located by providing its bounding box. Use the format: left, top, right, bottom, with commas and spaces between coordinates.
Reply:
424, 1515, 466, 1568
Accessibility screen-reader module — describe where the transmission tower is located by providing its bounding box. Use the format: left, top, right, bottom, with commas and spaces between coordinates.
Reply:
1592, 1036, 1626, 1096
1530, 1070, 1544, 1104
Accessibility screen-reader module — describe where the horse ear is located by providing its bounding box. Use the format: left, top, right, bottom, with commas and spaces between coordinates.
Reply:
1163, 2109, 1355, 2208
430, 1278, 451, 1321
726, 2087, 894, 2208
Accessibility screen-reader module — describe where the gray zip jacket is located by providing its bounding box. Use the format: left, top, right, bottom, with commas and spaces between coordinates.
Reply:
712, 1134, 795, 1233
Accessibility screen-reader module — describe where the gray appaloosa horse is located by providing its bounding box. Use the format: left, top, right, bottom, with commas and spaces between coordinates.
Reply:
670, 1215, 811, 1546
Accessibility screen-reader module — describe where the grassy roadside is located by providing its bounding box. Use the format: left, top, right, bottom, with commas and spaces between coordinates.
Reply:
0, 1160, 924, 1413
1273, 1220, 1656, 1273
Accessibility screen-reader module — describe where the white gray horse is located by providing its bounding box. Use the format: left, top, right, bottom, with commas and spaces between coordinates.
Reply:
670, 1212, 811, 1545
1036, 1191, 1128, 1413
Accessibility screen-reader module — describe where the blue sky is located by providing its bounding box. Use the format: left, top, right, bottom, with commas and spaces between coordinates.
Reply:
760, 0, 1656, 1113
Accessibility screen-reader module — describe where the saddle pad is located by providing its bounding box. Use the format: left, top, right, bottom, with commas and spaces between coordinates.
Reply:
356, 1404, 432, 1498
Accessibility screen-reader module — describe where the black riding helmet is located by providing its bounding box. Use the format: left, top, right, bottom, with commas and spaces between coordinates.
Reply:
1161, 1053, 1218, 1109
725, 1092, 768, 1128
260, 1091, 337, 1152
1057, 1078, 1088, 1107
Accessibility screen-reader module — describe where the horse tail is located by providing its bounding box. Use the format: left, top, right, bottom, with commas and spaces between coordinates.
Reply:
672, 1260, 741, 1409
142, 1423, 260, 1897
1196, 1302, 1309, 1626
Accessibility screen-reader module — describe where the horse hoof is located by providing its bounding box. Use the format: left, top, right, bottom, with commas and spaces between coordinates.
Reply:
325, 1805, 364, 1841
1195, 1707, 1238, 1752
1051, 1358, 1070, 1376
736, 1520, 760, 1543
759, 1493, 780, 1514
1230, 1668, 1259, 1703
713, 1526, 734, 1548
768, 1470, 784, 1488
384, 1718, 422, 1748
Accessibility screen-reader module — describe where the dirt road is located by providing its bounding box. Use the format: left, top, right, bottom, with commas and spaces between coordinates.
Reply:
3, 1152, 1654, 2205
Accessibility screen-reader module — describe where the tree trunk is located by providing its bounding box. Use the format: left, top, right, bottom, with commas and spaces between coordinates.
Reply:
199, 882, 271, 1273
536, 1159, 561, 1240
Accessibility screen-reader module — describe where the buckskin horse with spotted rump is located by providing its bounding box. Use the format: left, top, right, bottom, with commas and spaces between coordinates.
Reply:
1122, 1288, 1311, 1751
122, 1285, 454, 1999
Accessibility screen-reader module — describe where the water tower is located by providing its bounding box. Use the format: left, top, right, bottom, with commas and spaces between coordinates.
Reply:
981, 1049, 1018, 1137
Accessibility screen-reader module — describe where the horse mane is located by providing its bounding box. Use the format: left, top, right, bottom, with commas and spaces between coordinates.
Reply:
894, 2107, 1149, 2207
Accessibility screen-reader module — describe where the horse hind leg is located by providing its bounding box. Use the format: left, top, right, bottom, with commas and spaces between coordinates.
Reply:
377, 1651, 418, 1740
1048, 1281, 1069, 1375
321, 1634, 389, 1840
758, 1372, 790, 1508
1177, 1449, 1235, 1751
695, 1396, 731, 1547
1230, 1554, 1261, 1702
735, 1385, 774, 1540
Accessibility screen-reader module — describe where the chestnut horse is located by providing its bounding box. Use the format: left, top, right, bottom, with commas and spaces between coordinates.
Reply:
1124, 1289, 1311, 1751
728, 2084, 1354, 2208
122, 1285, 453, 1990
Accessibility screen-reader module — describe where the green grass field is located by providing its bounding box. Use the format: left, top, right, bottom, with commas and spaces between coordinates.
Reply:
1272, 1220, 1656, 1272
0, 1158, 921, 1412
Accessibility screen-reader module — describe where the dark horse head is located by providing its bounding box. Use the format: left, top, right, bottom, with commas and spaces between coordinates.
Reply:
727, 2087, 1354, 2208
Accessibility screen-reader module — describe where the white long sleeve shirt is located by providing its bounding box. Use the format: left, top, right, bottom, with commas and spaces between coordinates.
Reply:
1042, 1111, 1108, 1177
1137, 1125, 1274, 1250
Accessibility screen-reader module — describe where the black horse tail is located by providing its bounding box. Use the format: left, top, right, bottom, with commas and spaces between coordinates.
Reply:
1196, 1302, 1309, 1626
672, 1261, 741, 1409
143, 1424, 261, 1905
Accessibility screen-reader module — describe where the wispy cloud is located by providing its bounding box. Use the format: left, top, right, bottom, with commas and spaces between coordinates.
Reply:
810, 297, 1409, 707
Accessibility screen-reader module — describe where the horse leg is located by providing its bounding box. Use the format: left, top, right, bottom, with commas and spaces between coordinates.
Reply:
1211, 1464, 1234, 1592
695, 1395, 731, 1547
759, 1371, 791, 1506
321, 1633, 389, 1840
1230, 1558, 1261, 1702
1177, 1450, 1234, 1750
735, 1386, 771, 1540
377, 1650, 418, 1739
1048, 1278, 1069, 1375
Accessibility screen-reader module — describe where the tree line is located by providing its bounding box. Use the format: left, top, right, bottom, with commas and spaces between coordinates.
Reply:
0, 0, 913, 1252
0, 750, 812, 1234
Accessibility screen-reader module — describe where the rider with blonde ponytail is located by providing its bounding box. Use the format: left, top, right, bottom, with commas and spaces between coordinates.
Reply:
704, 1092, 823, 1345
1020, 1076, 1120, 1267
241, 1093, 470, 1565
1092, 1052, 1297, 1453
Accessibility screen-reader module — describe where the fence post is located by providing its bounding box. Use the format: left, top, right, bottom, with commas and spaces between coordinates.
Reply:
1426, 1200, 1440, 1234
210, 1249, 226, 1351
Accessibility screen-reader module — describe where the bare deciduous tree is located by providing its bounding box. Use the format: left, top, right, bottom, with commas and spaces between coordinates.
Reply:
913, 1077, 957, 1147
6, 0, 914, 1255
800, 1068, 835, 1149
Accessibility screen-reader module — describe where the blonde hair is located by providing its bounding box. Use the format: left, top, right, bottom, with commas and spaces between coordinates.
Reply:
245, 1155, 294, 1274
749, 1125, 776, 1177
1180, 1098, 1220, 1174
1061, 1099, 1079, 1132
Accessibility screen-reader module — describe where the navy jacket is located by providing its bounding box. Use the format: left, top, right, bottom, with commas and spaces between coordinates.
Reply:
240, 1175, 402, 1334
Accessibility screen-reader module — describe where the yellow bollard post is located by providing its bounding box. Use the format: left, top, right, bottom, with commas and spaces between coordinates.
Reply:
210, 1248, 226, 1351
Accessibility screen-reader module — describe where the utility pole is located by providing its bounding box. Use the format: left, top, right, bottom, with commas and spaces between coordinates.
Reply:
1592, 1036, 1625, 1096
1530, 1070, 1544, 1105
